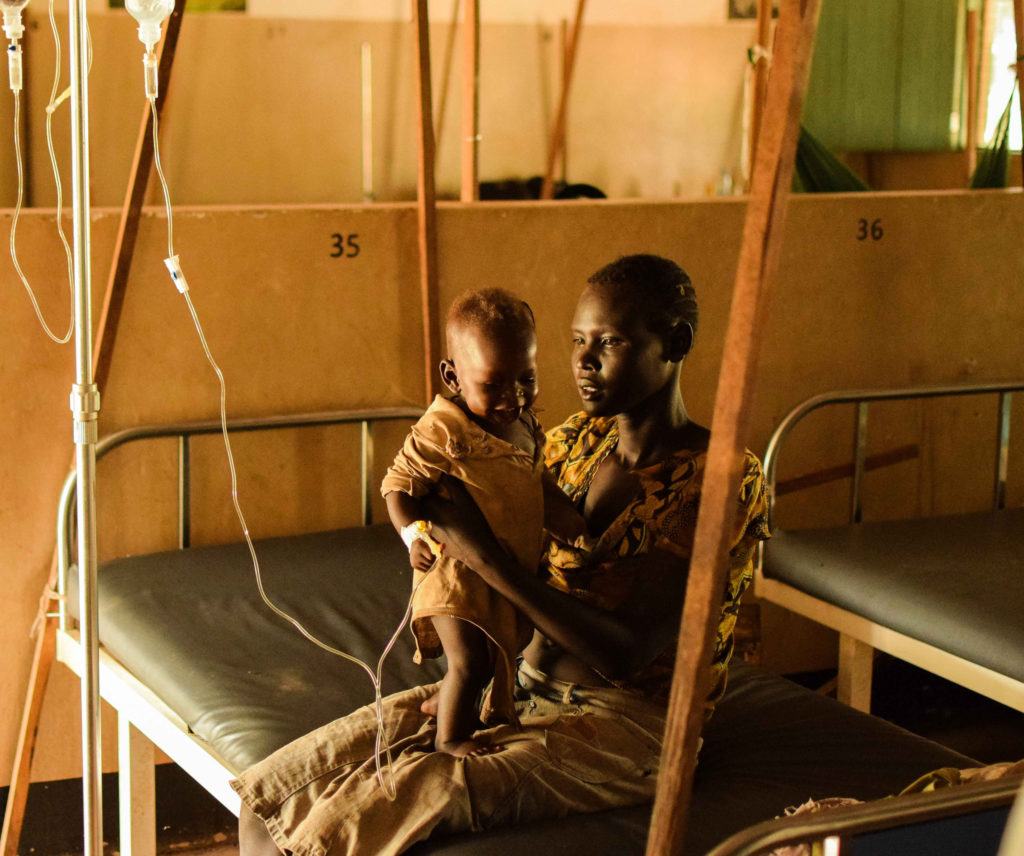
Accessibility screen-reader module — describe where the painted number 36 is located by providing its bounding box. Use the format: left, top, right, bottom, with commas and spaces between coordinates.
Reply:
856, 218, 883, 241
330, 233, 361, 258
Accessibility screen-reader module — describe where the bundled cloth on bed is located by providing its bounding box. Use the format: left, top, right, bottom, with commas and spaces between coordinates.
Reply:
762, 508, 1024, 685
70, 525, 975, 854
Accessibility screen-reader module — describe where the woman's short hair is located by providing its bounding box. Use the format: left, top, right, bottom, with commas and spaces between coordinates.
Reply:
587, 254, 698, 337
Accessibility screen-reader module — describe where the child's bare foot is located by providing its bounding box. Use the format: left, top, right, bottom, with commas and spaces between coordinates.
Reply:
420, 693, 439, 718
435, 737, 504, 757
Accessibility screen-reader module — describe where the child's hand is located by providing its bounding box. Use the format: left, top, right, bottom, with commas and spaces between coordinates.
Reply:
410, 539, 437, 571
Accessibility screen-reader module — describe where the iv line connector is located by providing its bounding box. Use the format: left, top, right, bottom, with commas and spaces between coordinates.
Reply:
164, 255, 189, 293
7, 42, 22, 93
70, 383, 101, 446
143, 51, 159, 100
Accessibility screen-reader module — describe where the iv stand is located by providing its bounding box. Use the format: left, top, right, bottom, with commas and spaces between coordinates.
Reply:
67, 0, 102, 854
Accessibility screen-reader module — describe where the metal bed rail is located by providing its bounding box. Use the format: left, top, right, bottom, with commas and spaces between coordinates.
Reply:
56, 407, 422, 632
707, 773, 1023, 856
762, 380, 1023, 531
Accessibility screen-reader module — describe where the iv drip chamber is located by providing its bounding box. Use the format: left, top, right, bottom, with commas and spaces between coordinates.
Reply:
1, 0, 29, 42
125, 0, 174, 53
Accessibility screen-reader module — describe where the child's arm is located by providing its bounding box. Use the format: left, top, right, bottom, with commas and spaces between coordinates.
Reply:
542, 471, 589, 545
385, 491, 437, 571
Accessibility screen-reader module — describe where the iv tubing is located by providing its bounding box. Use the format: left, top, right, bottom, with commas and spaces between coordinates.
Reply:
147, 95, 415, 800
9, 89, 73, 343
5, 0, 90, 345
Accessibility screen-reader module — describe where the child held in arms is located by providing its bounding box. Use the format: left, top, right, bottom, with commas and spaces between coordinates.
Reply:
382, 288, 585, 757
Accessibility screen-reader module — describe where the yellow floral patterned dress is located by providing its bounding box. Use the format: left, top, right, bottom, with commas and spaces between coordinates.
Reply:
544, 412, 770, 714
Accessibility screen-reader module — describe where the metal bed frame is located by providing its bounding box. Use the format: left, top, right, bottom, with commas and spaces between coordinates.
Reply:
708, 774, 1023, 856
756, 380, 1024, 713
54, 407, 420, 856
53, 394, 1023, 855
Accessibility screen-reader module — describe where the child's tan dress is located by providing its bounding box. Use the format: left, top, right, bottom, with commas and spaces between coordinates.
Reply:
381, 395, 544, 723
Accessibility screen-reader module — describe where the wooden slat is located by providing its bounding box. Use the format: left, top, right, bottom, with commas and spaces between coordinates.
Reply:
413, 0, 442, 402
643, 1, 822, 853
966, 7, 980, 180
775, 443, 919, 497
540, 0, 586, 200
0, 588, 56, 856
434, 0, 460, 153
750, 0, 774, 170
460, 0, 480, 202
1, 12, 185, 856
93, 5, 184, 392
1014, 0, 1024, 190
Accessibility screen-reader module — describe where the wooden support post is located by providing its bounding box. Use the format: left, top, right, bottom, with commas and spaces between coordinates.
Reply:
558, 19, 570, 185
966, 5, 980, 180
0, 593, 56, 856
118, 716, 156, 856
837, 634, 874, 712
413, 0, 442, 402
93, 4, 184, 392
541, 0, 586, 200
0, 10, 185, 856
643, 2, 821, 853
434, 0, 460, 154
750, 0, 774, 171
1014, 0, 1024, 190
460, 0, 480, 202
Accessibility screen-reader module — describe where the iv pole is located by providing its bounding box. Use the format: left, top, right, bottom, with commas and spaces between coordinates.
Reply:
67, 0, 102, 853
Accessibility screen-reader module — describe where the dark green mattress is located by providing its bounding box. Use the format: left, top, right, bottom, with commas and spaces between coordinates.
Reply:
763, 508, 1024, 684
71, 525, 974, 854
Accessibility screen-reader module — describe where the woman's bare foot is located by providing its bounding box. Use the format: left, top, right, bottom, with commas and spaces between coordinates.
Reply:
435, 737, 503, 757
420, 693, 439, 718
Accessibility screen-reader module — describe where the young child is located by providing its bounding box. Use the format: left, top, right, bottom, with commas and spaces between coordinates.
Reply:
382, 288, 582, 757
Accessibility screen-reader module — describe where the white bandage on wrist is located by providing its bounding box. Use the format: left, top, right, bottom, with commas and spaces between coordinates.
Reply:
400, 520, 444, 557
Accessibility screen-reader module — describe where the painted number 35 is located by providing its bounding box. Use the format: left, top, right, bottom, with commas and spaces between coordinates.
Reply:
330, 233, 361, 258
856, 218, 883, 241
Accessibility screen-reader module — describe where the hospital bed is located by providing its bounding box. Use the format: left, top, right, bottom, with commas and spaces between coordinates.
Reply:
55, 408, 1002, 854
757, 381, 1024, 714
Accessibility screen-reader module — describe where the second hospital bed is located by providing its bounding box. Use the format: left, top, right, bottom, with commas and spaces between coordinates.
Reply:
55, 406, 1017, 854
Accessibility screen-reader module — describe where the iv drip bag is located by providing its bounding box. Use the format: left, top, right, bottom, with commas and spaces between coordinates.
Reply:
1, 0, 29, 42
125, 0, 174, 53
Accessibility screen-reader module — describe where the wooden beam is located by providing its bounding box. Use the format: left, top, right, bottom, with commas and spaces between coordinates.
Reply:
434, 0, 460, 155
460, 0, 480, 202
93, 4, 184, 392
775, 443, 919, 497
557, 18, 570, 185
0, 586, 56, 856
541, 0, 586, 200
966, 6, 980, 180
750, 0, 774, 171
978, 0, 996, 138
413, 0, 442, 402
643, 1, 821, 853
1, 12, 185, 855
1014, 0, 1024, 189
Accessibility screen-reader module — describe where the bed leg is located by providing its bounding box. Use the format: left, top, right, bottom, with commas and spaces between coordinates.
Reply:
838, 634, 873, 712
118, 715, 156, 856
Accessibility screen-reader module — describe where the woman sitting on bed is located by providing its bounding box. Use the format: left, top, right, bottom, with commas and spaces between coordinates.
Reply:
235, 253, 770, 856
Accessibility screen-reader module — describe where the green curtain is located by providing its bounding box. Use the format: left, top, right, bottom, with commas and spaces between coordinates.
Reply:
793, 125, 870, 192
969, 87, 1017, 189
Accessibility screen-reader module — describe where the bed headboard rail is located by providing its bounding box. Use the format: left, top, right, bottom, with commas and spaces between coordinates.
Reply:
763, 380, 1024, 532
56, 407, 422, 631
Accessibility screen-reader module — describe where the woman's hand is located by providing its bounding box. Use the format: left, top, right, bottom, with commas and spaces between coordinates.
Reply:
421, 476, 504, 572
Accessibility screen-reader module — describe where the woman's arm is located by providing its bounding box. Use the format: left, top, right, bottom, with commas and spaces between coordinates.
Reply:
423, 479, 686, 680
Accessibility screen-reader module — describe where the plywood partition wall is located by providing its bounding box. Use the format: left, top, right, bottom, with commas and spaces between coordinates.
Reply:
4, 192, 1024, 789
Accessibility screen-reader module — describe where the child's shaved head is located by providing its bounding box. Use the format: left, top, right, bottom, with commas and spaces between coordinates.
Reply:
446, 288, 535, 356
